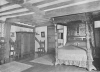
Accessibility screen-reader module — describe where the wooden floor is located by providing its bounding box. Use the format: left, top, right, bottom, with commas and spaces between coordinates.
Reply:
14, 54, 99, 72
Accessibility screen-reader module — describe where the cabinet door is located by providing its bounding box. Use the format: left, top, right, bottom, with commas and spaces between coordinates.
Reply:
16, 33, 22, 56
16, 32, 35, 57
23, 33, 29, 54
30, 33, 35, 54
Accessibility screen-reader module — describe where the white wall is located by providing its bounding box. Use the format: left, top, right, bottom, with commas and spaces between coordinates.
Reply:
35, 26, 47, 52
57, 25, 67, 48
10, 25, 16, 42
94, 21, 100, 28
63, 26, 67, 45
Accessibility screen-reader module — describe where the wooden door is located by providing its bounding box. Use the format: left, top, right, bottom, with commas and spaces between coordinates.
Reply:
47, 25, 55, 54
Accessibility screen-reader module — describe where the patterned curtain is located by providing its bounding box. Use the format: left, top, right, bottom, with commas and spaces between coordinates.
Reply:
86, 13, 95, 58
87, 13, 95, 47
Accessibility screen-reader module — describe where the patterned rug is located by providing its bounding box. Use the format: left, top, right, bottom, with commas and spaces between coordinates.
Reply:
30, 55, 54, 65
0, 61, 32, 72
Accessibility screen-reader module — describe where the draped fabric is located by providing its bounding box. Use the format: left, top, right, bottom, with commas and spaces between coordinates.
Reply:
87, 13, 95, 47
89, 24, 95, 47
86, 13, 95, 57
88, 24, 95, 57
85, 13, 96, 70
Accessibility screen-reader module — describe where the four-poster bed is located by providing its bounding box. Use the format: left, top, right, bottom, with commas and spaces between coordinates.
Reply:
54, 13, 96, 71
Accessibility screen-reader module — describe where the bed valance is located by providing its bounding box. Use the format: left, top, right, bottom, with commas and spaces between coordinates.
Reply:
53, 13, 88, 24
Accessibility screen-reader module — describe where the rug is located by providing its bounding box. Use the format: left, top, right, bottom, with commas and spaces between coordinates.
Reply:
0, 61, 32, 72
30, 55, 54, 65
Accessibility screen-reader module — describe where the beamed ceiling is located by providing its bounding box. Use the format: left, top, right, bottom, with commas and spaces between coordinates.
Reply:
0, 0, 100, 27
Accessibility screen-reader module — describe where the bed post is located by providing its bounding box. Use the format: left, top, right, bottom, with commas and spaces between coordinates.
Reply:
85, 13, 96, 71
54, 24, 58, 65
86, 22, 91, 71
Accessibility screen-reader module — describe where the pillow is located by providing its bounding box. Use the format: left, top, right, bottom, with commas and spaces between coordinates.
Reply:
77, 41, 87, 47
65, 41, 86, 47
65, 41, 78, 46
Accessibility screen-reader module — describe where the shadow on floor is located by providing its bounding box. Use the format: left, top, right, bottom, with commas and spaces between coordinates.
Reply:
93, 58, 100, 71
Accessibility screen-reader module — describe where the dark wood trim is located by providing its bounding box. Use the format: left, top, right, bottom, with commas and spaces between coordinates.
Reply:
0, 3, 13, 8
11, 22, 52, 28
1, 0, 100, 19
11, 23, 34, 29
0, 11, 31, 18
0, 7, 23, 13
45, 0, 100, 18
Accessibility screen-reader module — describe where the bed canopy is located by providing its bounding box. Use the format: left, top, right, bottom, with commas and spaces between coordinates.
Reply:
53, 13, 96, 71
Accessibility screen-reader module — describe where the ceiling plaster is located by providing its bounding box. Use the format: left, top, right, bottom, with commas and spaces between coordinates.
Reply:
0, 0, 100, 27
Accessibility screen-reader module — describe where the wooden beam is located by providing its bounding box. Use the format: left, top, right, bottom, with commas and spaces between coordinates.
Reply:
45, 0, 100, 18
0, 0, 100, 17
0, 11, 30, 18
5, 17, 35, 28
0, 7, 23, 13
11, 22, 34, 29
0, 0, 56, 15
0, 3, 13, 8
35, 21, 53, 27
41, 0, 85, 10
53, 13, 86, 24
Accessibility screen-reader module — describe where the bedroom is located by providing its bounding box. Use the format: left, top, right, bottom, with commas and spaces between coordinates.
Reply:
1, 0, 100, 72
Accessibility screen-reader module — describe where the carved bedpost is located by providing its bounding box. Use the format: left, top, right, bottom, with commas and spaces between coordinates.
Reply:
86, 22, 91, 70
55, 24, 58, 65
85, 13, 96, 71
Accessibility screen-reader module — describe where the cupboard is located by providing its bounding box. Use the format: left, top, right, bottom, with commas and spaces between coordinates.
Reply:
16, 32, 35, 58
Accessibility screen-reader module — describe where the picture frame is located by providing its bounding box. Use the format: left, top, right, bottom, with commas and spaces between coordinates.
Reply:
41, 32, 45, 37
10, 32, 15, 37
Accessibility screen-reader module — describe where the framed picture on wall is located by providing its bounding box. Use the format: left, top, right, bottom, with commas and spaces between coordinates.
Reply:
41, 32, 45, 37
10, 32, 15, 37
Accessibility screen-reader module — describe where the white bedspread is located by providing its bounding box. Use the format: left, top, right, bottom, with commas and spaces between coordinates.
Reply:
57, 45, 87, 68
58, 45, 87, 61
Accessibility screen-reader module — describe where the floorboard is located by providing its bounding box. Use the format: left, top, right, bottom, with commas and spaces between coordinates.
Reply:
15, 54, 99, 72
